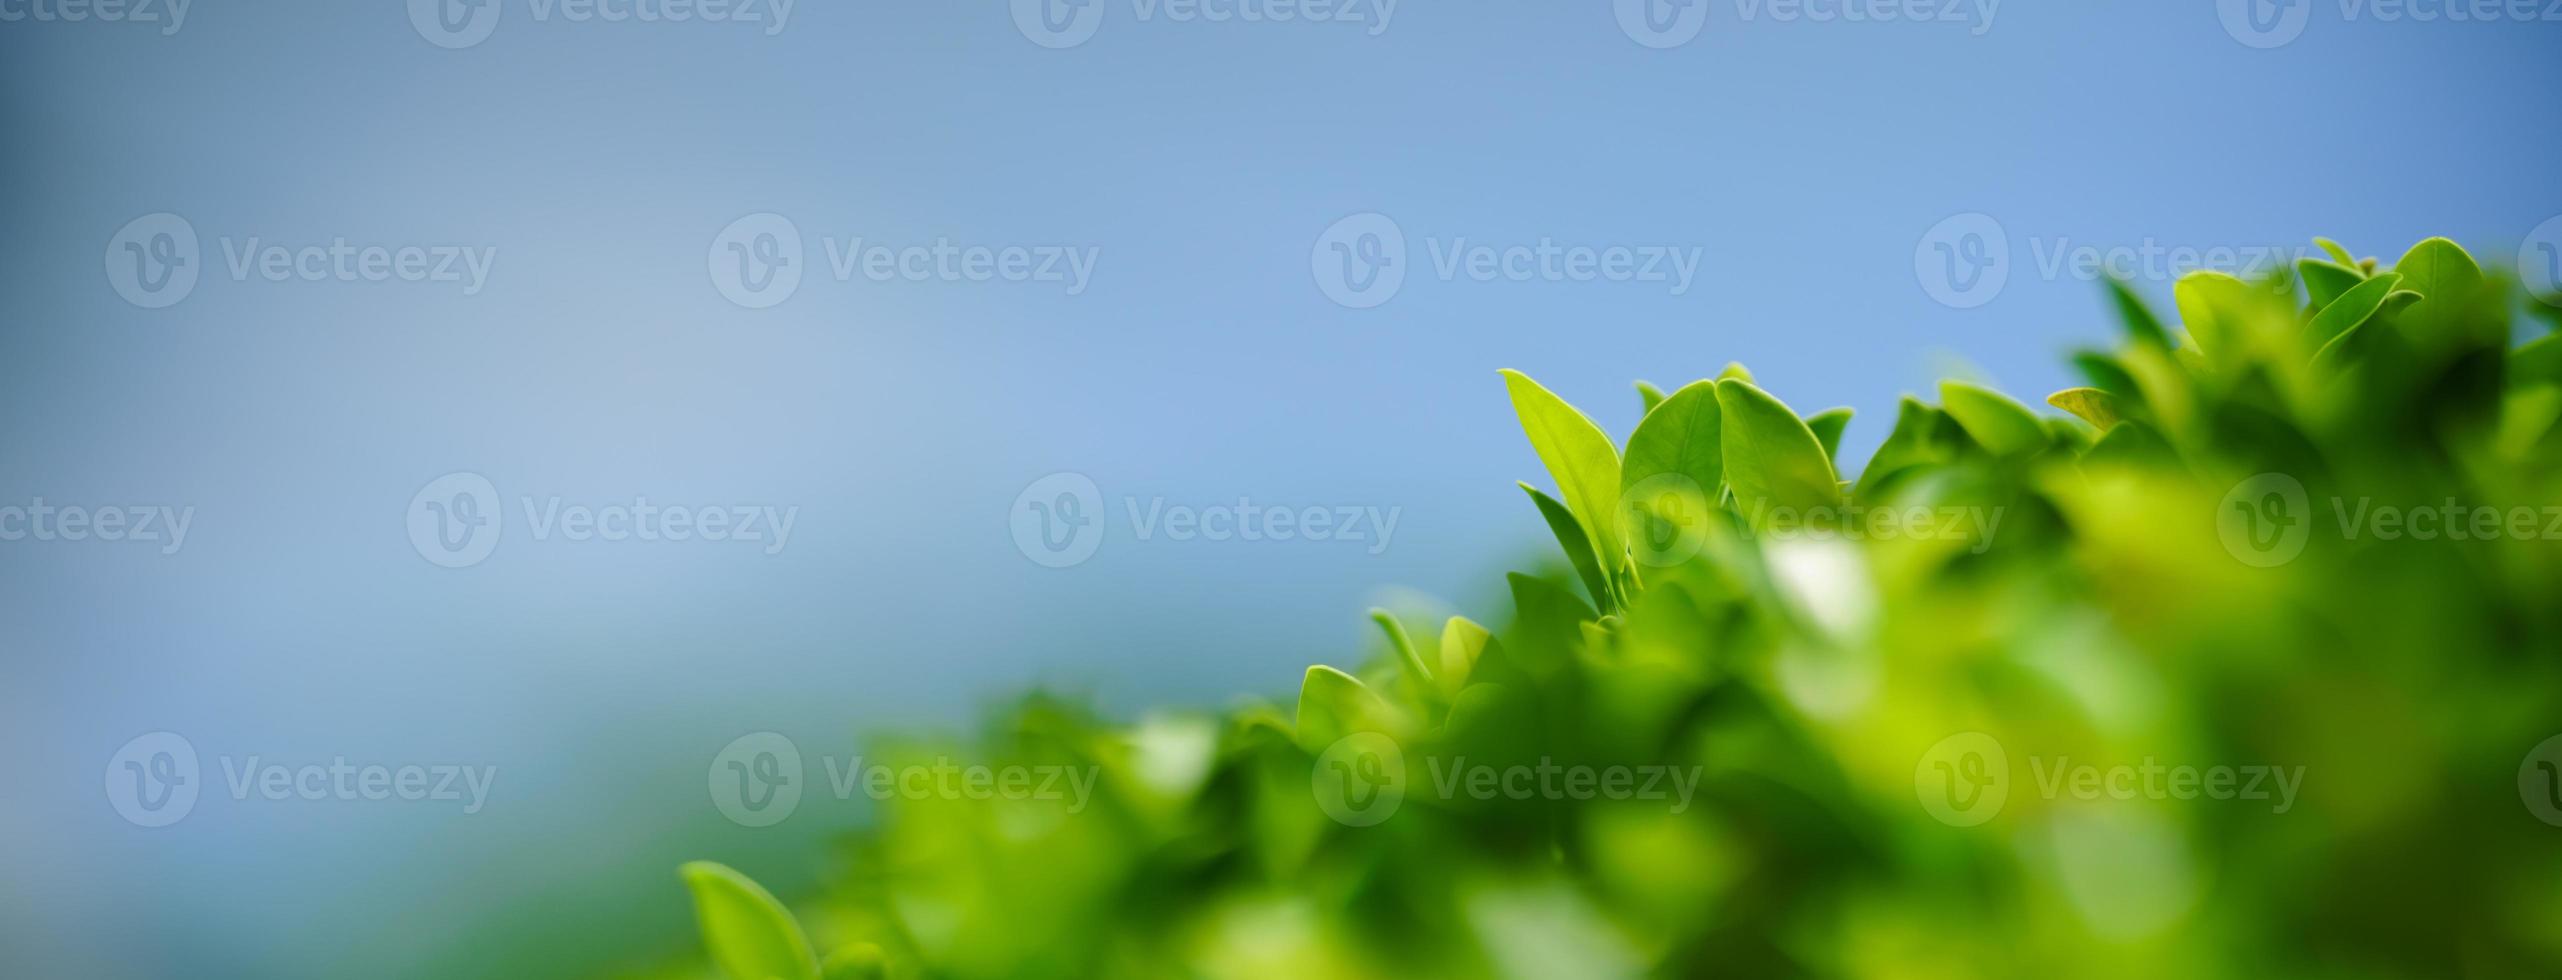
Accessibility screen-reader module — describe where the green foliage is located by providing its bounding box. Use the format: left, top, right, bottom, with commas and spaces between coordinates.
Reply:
674, 237, 2562, 979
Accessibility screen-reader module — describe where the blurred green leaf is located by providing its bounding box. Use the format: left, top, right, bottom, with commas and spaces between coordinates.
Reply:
1940, 380, 2049, 456
2045, 387, 2124, 430
680, 862, 819, 980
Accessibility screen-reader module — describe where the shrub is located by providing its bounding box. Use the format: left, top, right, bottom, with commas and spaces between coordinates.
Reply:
676, 237, 2562, 979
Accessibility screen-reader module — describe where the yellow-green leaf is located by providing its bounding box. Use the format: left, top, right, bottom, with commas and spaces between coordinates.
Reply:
2045, 387, 2124, 430
680, 862, 821, 980
1501, 370, 1624, 575
1716, 379, 1841, 520
1940, 380, 2049, 457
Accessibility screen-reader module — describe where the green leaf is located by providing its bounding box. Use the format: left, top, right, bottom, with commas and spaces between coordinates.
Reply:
1505, 572, 1597, 676
1501, 370, 1624, 575
681, 862, 821, 980
2513, 330, 2562, 391
1634, 380, 1668, 414
1716, 362, 1755, 384
1716, 379, 1841, 520
1804, 408, 1853, 463
2104, 276, 2172, 349
2078, 418, 2174, 468
2306, 271, 2403, 351
1939, 380, 2050, 457
1368, 608, 1435, 694
2392, 237, 2483, 305
2387, 237, 2487, 343
1437, 616, 1495, 695
2044, 387, 2124, 430
1853, 396, 1947, 498
1296, 665, 1402, 751
2174, 271, 2259, 361
2069, 351, 2144, 402
821, 945, 888, 980
1521, 483, 1617, 614
1620, 380, 1724, 505
2296, 258, 2367, 310
2314, 237, 2359, 269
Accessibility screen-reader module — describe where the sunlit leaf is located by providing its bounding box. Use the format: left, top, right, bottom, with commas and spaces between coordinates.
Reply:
680, 862, 820, 980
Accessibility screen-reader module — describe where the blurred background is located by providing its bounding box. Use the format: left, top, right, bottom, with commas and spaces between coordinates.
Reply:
2, 2, 2557, 976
